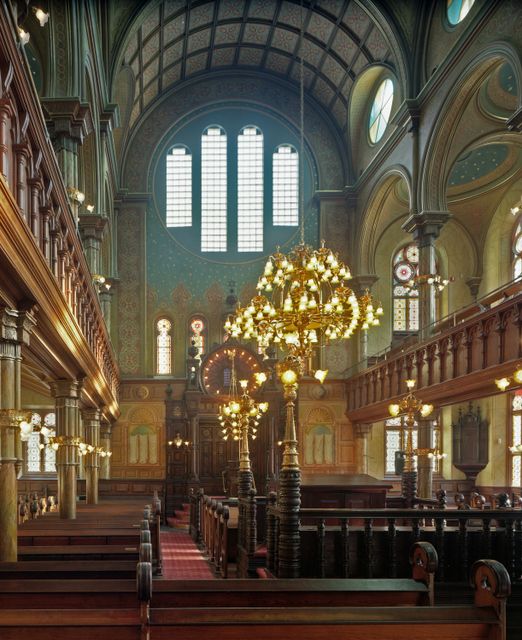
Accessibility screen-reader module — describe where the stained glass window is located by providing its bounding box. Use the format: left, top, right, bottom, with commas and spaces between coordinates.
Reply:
43, 413, 56, 472
238, 126, 263, 252
25, 412, 56, 474
273, 145, 299, 226
157, 318, 172, 375
166, 145, 192, 227
201, 126, 227, 252
393, 243, 419, 332
513, 220, 522, 280
369, 79, 394, 144
447, 0, 475, 25
385, 417, 441, 474
512, 394, 522, 486
189, 316, 206, 360
164, 116, 303, 257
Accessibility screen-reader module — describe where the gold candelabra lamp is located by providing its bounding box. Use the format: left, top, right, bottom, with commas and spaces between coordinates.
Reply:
168, 432, 191, 448
388, 379, 435, 472
218, 350, 268, 475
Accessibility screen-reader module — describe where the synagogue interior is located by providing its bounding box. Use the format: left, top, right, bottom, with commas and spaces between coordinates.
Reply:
0, 0, 521, 638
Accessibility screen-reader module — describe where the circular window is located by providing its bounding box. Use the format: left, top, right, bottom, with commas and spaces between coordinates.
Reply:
394, 261, 415, 283
369, 79, 394, 144
447, 0, 475, 26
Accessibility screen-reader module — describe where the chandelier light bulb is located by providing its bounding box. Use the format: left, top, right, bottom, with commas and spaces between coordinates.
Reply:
495, 377, 510, 391
34, 8, 50, 27
18, 27, 30, 45
388, 403, 400, 417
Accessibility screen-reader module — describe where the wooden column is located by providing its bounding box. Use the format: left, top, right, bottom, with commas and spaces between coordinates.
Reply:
83, 408, 101, 504
0, 305, 37, 561
417, 418, 434, 499
52, 379, 82, 519
354, 423, 372, 475
277, 377, 301, 579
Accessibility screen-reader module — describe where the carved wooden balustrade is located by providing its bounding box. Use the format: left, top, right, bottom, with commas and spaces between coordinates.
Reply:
0, 6, 118, 408
266, 505, 522, 582
347, 288, 522, 421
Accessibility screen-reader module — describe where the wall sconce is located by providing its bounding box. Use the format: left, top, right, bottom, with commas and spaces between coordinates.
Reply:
93, 274, 106, 286
407, 274, 453, 293
86, 204, 95, 213
314, 369, 328, 384
511, 198, 522, 216
168, 432, 191, 448
495, 366, 522, 391
18, 27, 30, 45
33, 7, 49, 26
68, 187, 85, 204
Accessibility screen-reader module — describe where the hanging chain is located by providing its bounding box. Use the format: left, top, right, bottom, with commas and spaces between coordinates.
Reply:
299, 0, 305, 245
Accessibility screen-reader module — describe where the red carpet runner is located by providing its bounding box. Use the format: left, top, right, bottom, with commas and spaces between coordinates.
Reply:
160, 529, 216, 579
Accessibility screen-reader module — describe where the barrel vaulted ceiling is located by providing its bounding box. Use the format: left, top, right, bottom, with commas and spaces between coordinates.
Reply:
114, 0, 400, 133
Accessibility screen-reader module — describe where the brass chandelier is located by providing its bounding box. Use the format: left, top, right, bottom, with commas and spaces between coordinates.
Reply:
225, 243, 382, 375
218, 350, 268, 443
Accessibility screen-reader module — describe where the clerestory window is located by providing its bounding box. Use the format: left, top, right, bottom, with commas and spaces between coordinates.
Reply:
164, 118, 300, 256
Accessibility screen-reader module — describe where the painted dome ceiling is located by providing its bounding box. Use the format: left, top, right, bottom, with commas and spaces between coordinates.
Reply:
116, 0, 398, 132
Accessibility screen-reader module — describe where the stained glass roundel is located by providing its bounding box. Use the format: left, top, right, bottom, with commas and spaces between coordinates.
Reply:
369, 79, 394, 144
394, 261, 415, 283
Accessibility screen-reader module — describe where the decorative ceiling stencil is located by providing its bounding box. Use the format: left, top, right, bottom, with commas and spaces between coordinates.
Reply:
448, 144, 511, 187
121, 0, 396, 130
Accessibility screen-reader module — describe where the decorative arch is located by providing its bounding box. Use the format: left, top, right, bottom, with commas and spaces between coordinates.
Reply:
420, 43, 522, 213
356, 166, 412, 275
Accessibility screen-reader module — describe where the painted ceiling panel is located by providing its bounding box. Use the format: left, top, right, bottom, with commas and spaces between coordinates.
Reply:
117, 0, 395, 133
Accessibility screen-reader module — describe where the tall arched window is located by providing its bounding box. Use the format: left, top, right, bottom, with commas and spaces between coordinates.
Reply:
384, 417, 442, 475
156, 318, 172, 375
511, 394, 522, 486
189, 316, 207, 360
166, 145, 192, 227
273, 144, 299, 226
513, 218, 522, 280
392, 243, 419, 333
201, 126, 227, 252
25, 412, 56, 474
238, 126, 263, 251
161, 109, 311, 259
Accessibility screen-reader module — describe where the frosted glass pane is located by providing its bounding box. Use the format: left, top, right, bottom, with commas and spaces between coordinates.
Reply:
238, 127, 263, 251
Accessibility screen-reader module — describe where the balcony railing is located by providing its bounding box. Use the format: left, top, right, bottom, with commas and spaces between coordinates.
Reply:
346, 284, 522, 421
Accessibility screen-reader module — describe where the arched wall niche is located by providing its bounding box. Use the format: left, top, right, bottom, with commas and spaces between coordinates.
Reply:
421, 42, 522, 213
121, 72, 347, 193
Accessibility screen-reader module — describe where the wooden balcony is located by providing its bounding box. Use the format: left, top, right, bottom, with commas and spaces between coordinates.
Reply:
347, 284, 522, 422
0, 6, 118, 416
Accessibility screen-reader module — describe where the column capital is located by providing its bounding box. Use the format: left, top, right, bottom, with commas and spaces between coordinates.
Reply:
50, 378, 82, 399
82, 408, 101, 424
402, 211, 451, 246
0, 304, 37, 345
350, 275, 379, 296
41, 98, 93, 144
354, 423, 373, 438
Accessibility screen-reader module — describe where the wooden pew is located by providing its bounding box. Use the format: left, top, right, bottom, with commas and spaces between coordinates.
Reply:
15, 498, 161, 573
17, 544, 139, 561
145, 559, 510, 640
0, 562, 151, 640
0, 560, 138, 579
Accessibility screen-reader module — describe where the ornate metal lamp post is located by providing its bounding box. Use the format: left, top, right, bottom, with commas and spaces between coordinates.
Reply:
388, 379, 434, 506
